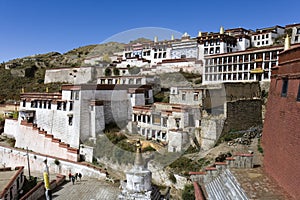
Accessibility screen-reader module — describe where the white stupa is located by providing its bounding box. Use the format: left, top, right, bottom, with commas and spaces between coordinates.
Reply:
118, 140, 161, 200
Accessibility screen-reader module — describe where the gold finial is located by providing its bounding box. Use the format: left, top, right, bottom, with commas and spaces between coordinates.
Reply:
284, 34, 291, 50
154, 36, 158, 43
134, 140, 144, 167
171, 34, 174, 40
21, 87, 24, 93
198, 31, 202, 37
220, 26, 224, 34
46, 87, 49, 93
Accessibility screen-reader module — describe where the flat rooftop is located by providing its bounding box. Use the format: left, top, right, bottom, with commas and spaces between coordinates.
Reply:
231, 167, 293, 200
0, 170, 18, 193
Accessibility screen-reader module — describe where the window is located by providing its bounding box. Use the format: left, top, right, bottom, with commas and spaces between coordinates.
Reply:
266, 34, 269, 38
175, 118, 180, 128
163, 52, 166, 58
209, 48, 214, 54
262, 41, 264, 45
295, 36, 299, 42
69, 102, 73, 111
239, 37, 243, 41
204, 41, 209, 46
257, 42, 260, 45
57, 102, 62, 110
71, 91, 79, 100
48, 101, 51, 109
254, 36, 256, 40
182, 93, 186, 101
258, 35, 260, 40
162, 117, 167, 127
68, 116, 73, 126
204, 48, 208, 54
22, 100, 26, 107
297, 84, 300, 101
262, 35, 265, 39
194, 93, 199, 101
216, 39, 220, 45
63, 102, 67, 111
154, 53, 157, 59
297, 28, 300, 34
152, 114, 161, 125
266, 40, 269, 45
281, 79, 288, 97
210, 40, 214, 46
43, 101, 47, 109
216, 47, 220, 53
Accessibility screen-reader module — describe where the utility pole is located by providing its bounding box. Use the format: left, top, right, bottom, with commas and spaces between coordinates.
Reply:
26, 147, 31, 180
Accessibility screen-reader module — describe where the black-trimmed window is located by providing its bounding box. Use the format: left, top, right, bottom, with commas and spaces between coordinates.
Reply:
297, 83, 300, 101
281, 79, 288, 97
182, 93, 186, 101
68, 116, 73, 126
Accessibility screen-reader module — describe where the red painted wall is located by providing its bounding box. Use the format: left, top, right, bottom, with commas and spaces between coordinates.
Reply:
262, 45, 300, 200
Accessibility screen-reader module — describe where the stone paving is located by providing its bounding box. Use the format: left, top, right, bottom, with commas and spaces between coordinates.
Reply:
50, 178, 120, 200
231, 167, 293, 200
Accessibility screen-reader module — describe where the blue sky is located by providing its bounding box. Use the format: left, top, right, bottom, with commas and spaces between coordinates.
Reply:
1, 0, 300, 62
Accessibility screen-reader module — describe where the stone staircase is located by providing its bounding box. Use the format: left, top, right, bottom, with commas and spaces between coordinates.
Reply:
205, 169, 248, 200
19, 120, 79, 161
189, 153, 254, 200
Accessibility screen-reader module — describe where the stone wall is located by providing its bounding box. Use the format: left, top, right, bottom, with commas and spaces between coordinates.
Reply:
44, 67, 95, 84
10, 122, 79, 162
0, 145, 106, 180
200, 115, 226, 150
223, 99, 262, 134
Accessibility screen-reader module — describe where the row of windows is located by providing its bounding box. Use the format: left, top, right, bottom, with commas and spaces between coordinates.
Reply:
253, 34, 269, 40
139, 128, 167, 140
181, 92, 199, 101
100, 78, 142, 84
154, 52, 167, 59
204, 47, 220, 55
133, 114, 174, 128
205, 62, 274, 73
26, 100, 73, 111
256, 40, 269, 46
205, 73, 269, 81
206, 52, 278, 66
204, 39, 221, 46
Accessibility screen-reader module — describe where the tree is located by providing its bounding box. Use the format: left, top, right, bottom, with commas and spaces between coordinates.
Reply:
113, 67, 120, 76
128, 66, 140, 75
104, 68, 112, 76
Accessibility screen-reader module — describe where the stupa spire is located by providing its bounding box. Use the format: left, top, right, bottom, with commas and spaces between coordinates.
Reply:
134, 140, 144, 167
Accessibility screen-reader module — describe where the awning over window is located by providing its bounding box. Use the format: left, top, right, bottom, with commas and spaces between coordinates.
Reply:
250, 68, 264, 74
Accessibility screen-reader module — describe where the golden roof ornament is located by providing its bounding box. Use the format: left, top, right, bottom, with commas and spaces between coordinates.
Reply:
198, 31, 202, 37
284, 34, 291, 50
134, 140, 144, 167
220, 26, 224, 34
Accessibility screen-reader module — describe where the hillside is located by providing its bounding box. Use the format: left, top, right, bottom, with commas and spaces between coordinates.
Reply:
0, 38, 153, 103
0, 43, 122, 102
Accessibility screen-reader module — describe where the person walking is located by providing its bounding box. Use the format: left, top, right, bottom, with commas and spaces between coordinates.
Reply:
78, 173, 82, 181
68, 172, 72, 182
71, 175, 75, 185
75, 173, 78, 181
